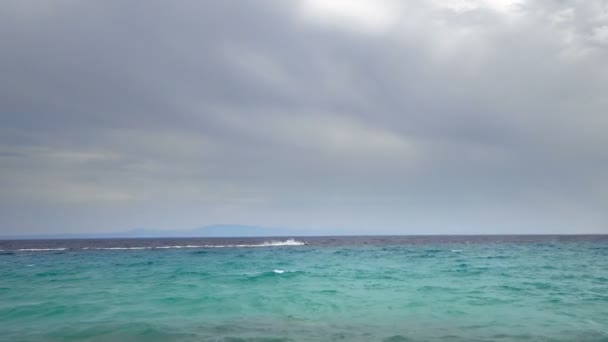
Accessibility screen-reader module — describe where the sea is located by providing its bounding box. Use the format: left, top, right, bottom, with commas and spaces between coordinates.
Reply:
1, 235, 607, 341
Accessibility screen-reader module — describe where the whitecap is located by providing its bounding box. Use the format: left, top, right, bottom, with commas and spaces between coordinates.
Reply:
189, 239, 306, 249
18, 248, 67, 252
73, 239, 306, 251
154, 245, 207, 249
92, 247, 150, 250
260, 239, 306, 247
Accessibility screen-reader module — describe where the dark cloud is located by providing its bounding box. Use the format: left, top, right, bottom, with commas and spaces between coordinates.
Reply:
1, 0, 607, 234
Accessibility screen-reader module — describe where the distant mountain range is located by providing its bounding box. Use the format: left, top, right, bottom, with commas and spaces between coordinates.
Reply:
0, 224, 332, 239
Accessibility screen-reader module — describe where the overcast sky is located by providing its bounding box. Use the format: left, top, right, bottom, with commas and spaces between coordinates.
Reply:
1, 0, 607, 235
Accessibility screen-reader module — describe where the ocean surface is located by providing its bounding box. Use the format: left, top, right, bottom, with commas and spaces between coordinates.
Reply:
1, 235, 608, 341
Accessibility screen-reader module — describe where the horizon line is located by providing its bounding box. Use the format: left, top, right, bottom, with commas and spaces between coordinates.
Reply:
1, 233, 607, 240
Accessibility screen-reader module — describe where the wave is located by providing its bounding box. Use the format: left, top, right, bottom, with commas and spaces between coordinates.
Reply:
208, 239, 307, 248
154, 245, 208, 249
260, 239, 306, 247
82, 246, 206, 250
84, 247, 151, 250
6, 239, 307, 252
17, 248, 67, 252
86, 245, 211, 250
244, 269, 303, 281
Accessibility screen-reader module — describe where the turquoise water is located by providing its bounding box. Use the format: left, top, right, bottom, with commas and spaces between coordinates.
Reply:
1, 236, 608, 341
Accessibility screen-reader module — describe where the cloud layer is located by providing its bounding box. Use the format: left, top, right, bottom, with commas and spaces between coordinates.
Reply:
1, 0, 607, 234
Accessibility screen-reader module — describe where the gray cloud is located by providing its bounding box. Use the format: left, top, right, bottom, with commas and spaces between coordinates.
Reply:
1, 0, 607, 235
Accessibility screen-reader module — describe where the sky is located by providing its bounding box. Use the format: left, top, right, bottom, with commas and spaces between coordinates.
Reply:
1, 0, 607, 236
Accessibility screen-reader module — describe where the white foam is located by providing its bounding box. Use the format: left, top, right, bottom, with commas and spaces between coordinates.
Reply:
14, 239, 307, 252
17, 248, 67, 252
155, 245, 207, 249
260, 239, 306, 247
273, 269, 286, 274
90, 247, 150, 250
189, 239, 306, 249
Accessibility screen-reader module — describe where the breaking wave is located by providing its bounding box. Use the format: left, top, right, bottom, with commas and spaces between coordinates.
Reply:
9, 239, 307, 252
17, 248, 67, 252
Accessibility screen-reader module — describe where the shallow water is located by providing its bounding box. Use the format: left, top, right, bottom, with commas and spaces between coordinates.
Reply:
1, 235, 608, 341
